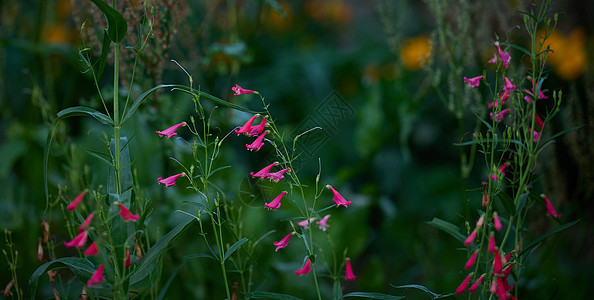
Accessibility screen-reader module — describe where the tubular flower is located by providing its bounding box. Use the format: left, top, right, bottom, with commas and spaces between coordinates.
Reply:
265, 191, 287, 210
158, 173, 185, 187
298, 218, 315, 230
456, 273, 473, 294
488, 92, 510, 108
250, 162, 277, 178
42, 217, 50, 243
246, 131, 269, 151
156, 122, 187, 139
464, 76, 484, 88
476, 215, 485, 228
493, 250, 503, 275
488, 234, 497, 253
543, 195, 561, 218
523, 78, 548, 103
503, 77, 516, 93
326, 185, 352, 207
465, 251, 478, 270
248, 116, 268, 136
273, 232, 293, 252
64, 230, 88, 248
84, 242, 99, 256
294, 259, 312, 275
488, 42, 511, 69
78, 213, 95, 232
317, 214, 331, 231
464, 229, 477, 246
468, 275, 484, 292
67, 190, 87, 211
87, 264, 105, 287
490, 109, 511, 122
530, 129, 541, 142
118, 204, 139, 222
232, 84, 257, 95
235, 114, 259, 135
535, 113, 544, 129
494, 213, 502, 231
267, 168, 291, 182
491, 162, 510, 180
38, 238, 43, 261
482, 183, 489, 207
345, 258, 356, 280
124, 248, 131, 269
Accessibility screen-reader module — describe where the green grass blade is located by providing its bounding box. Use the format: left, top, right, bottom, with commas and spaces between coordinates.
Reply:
243, 291, 303, 300
343, 292, 404, 299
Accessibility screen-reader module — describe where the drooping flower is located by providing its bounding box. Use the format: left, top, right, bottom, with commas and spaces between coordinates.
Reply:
250, 162, 277, 178
523, 78, 548, 103
78, 213, 95, 232
38, 238, 43, 261
494, 212, 502, 231
156, 122, 187, 139
87, 264, 105, 287
488, 92, 510, 108
64, 230, 88, 248
317, 214, 331, 231
248, 116, 268, 136
157, 173, 185, 187
468, 275, 484, 292
265, 191, 287, 210
345, 258, 356, 280
456, 273, 473, 294
235, 114, 260, 136
298, 218, 315, 230
267, 168, 291, 182
482, 182, 489, 207
464, 76, 484, 88
543, 195, 561, 218
232, 84, 257, 95
503, 77, 516, 93
535, 113, 544, 130
488, 234, 497, 254
294, 259, 312, 275
67, 190, 87, 211
273, 232, 293, 252
491, 162, 510, 180
465, 251, 478, 270
246, 131, 269, 151
42, 217, 50, 244
326, 185, 352, 207
464, 229, 477, 246
490, 108, 511, 122
530, 129, 541, 142
493, 250, 503, 275
118, 204, 139, 222
124, 248, 131, 269
491, 42, 511, 69
476, 215, 485, 228
84, 242, 99, 256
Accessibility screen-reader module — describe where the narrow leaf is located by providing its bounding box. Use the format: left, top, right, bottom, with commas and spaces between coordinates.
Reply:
519, 219, 579, 257
208, 165, 231, 177
243, 291, 303, 300
496, 192, 516, 216
474, 113, 493, 132
343, 292, 404, 300
97, 29, 111, 79
538, 126, 582, 151
427, 218, 465, 244
89, 0, 128, 42
28, 258, 97, 299
391, 284, 454, 299
223, 237, 249, 262
81, 146, 113, 167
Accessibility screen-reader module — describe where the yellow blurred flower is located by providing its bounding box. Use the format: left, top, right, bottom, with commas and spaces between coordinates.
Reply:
539, 27, 587, 81
306, 0, 352, 25
400, 35, 432, 71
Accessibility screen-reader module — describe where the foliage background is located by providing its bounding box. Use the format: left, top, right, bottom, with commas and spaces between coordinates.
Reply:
1, 0, 593, 298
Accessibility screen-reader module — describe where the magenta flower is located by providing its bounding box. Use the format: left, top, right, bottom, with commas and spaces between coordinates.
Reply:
294, 259, 312, 275
456, 273, 473, 294
488, 234, 497, 253
463, 76, 484, 88
118, 204, 139, 222
476, 215, 485, 228
232, 84, 257, 95
124, 248, 131, 269
67, 190, 87, 211
464, 229, 477, 246
543, 195, 561, 218
494, 212, 502, 231
489, 108, 511, 122
158, 173, 185, 187
465, 251, 478, 270
273, 232, 293, 252
491, 162, 510, 180
64, 230, 88, 248
267, 168, 291, 182
317, 214, 331, 231
298, 217, 315, 230
493, 42, 511, 69
248, 116, 267, 136
468, 275, 484, 292
78, 213, 95, 232
530, 129, 541, 142
503, 77, 516, 93
345, 258, 356, 280
265, 191, 287, 210
87, 264, 105, 287
156, 122, 187, 139
246, 131, 269, 151
326, 185, 352, 207
235, 115, 259, 136
84, 242, 99, 256
488, 92, 510, 108
493, 250, 503, 275
535, 113, 544, 130
250, 162, 277, 178
523, 78, 548, 103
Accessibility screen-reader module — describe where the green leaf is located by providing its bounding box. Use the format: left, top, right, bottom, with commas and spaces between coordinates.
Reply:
427, 218, 465, 244
81, 146, 113, 167
343, 292, 404, 300
28, 258, 97, 299
97, 29, 111, 79
243, 291, 303, 300
208, 165, 231, 177
223, 237, 249, 262
184, 253, 216, 260
314, 204, 337, 215
332, 279, 343, 300
537, 126, 582, 152
263, 0, 286, 18
474, 113, 493, 133
391, 284, 454, 299
301, 227, 312, 254
454, 138, 526, 150
496, 192, 515, 216
519, 219, 580, 258
121, 84, 258, 124
89, 0, 127, 43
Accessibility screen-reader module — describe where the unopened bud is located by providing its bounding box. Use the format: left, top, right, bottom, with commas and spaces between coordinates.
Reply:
38, 237, 44, 261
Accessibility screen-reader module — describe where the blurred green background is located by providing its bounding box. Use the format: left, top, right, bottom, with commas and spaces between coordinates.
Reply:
1, 0, 593, 299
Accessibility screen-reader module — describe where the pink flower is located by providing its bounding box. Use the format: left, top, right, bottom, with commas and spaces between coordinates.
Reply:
232, 84, 257, 95
316, 214, 331, 231
246, 131, 269, 151
456, 273, 473, 294
326, 185, 352, 207
78, 213, 94, 232
494, 213, 502, 231
87, 264, 105, 287
476, 215, 485, 228
294, 259, 312, 275
273, 232, 293, 252
67, 191, 87, 211
84, 242, 99, 256
465, 251, 478, 270
468, 275, 484, 292
488, 234, 497, 253
118, 204, 139, 222
503, 77, 516, 93
488, 92, 509, 108
535, 113, 544, 130
494, 42, 511, 69
156, 122, 186, 139
491, 162, 510, 180
248, 116, 267, 136
124, 248, 131, 269
543, 195, 561, 218
267, 168, 291, 182
235, 115, 259, 136
530, 129, 541, 142
493, 250, 503, 275
464, 229, 477, 246
298, 218, 315, 230
250, 162, 277, 178
157, 173, 185, 187
64, 230, 88, 248
490, 108, 511, 122
345, 258, 356, 280
523, 78, 548, 103
464, 76, 484, 88
265, 191, 286, 210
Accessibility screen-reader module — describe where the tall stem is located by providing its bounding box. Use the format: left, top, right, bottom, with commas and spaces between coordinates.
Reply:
114, 42, 122, 195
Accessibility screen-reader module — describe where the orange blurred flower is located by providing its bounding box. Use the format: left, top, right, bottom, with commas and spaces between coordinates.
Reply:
539, 28, 587, 80
306, 0, 352, 25
401, 35, 432, 71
